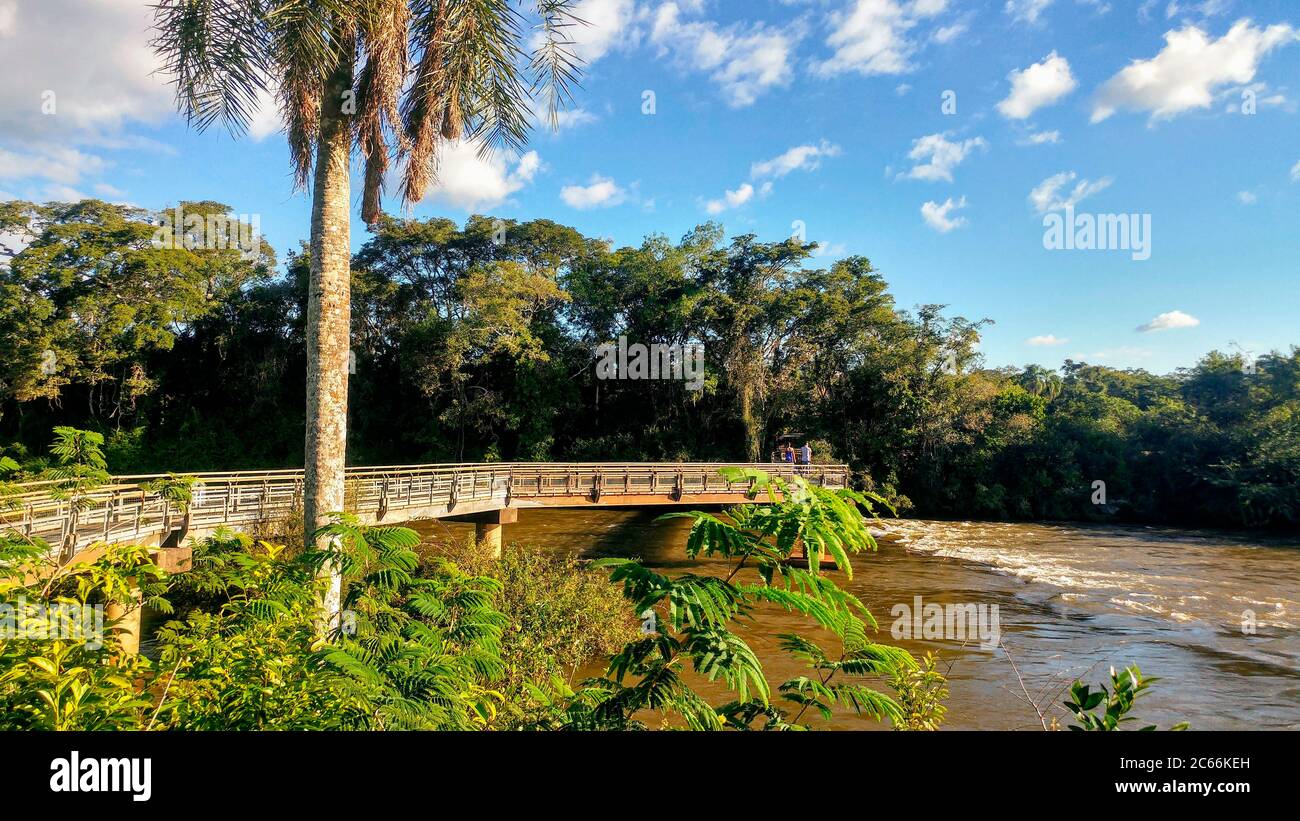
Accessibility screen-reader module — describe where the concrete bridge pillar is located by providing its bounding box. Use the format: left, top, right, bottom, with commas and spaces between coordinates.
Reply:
106, 591, 143, 656
475, 522, 503, 559
106, 547, 190, 656
446, 507, 517, 560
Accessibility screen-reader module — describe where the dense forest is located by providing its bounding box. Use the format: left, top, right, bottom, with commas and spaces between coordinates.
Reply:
2, 199, 1297, 528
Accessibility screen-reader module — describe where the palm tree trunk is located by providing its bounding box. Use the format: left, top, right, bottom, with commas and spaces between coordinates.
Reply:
304, 50, 354, 629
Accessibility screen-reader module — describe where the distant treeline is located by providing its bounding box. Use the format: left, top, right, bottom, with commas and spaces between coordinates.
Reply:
2, 199, 1297, 528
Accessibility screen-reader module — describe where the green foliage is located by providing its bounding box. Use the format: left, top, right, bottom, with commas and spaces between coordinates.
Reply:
141, 473, 199, 512
1064, 665, 1189, 731
0, 533, 157, 730
41, 427, 111, 508
304, 515, 509, 729
1, 518, 519, 731
4, 208, 1298, 527
888, 651, 950, 731
434, 538, 641, 728
528, 470, 939, 731
0, 200, 270, 422
149, 534, 344, 730
0, 454, 21, 511
0, 637, 154, 731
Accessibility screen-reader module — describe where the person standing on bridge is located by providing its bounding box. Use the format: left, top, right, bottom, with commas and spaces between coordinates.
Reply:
799, 442, 812, 466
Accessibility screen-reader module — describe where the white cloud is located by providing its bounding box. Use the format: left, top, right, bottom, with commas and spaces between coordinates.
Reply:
1005, 0, 1054, 25
998, 52, 1077, 120
562, 0, 646, 63
528, 99, 599, 134
812, 240, 848, 258
1228, 81, 1290, 113
553, 107, 599, 130
901, 133, 986, 182
0, 0, 172, 141
1027, 334, 1069, 346
814, 0, 952, 77
705, 182, 755, 214
1029, 171, 1113, 213
651, 2, 798, 106
1136, 310, 1200, 332
920, 196, 968, 232
560, 174, 627, 209
1078, 0, 1112, 16
0, 1, 15, 37
1290, 160, 1300, 182
702, 141, 836, 216
750, 140, 841, 178
0, 0, 178, 206
1021, 130, 1062, 145
40, 184, 89, 202
418, 142, 541, 211
1092, 21, 1299, 123
1236, 190, 1257, 204
247, 86, 282, 142
1165, 0, 1231, 19
912, 0, 950, 14
0, 144, 107, 186
933, 22, 966, 44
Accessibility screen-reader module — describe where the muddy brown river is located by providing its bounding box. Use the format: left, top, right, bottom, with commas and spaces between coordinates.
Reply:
415, 509, 1300, 730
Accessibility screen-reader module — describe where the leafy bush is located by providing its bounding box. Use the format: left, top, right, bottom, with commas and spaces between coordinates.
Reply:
0, 535, 159, 730
150, 532, 346, 730
1, 515, 514, 731
433, 538, 641, 727
889, 651, 949, 731
1065, 665, 1189, 731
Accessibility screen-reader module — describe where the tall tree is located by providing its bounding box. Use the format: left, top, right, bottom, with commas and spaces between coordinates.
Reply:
152, 0, 582, 625
0, 200, 270, 424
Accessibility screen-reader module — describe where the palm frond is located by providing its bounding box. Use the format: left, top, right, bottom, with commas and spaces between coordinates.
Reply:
151, 0, 273, 136
355, 0, 411, 223
528, 0, 583, 131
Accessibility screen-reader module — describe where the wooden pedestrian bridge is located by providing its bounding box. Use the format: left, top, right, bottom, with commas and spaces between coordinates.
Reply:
4, 462, 850, 561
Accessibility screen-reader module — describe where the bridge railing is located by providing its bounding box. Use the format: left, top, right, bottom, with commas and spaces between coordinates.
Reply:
1, 462, 850, 557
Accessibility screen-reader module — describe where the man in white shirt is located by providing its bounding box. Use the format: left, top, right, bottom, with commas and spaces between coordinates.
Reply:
799, 443, 812, 465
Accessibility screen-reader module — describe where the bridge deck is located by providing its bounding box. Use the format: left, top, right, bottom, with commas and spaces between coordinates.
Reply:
2, 463, 849, 559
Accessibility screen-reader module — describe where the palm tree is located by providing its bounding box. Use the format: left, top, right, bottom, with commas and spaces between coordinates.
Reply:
152, 0, 582, 626
1018, 364, 1063, 401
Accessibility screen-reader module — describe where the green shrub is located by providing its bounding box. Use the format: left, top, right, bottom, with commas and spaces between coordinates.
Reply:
0, 536, 159, 730
432, 538, 640, 727
1065, 665, 1189, 731
1, 517, 514, 731
889, 652, 949, 731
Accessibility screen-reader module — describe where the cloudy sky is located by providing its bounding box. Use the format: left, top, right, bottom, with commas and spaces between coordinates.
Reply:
1, 0, 1298, 373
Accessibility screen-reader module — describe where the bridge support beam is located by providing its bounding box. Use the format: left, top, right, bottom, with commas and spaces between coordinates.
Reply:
445, 507, 517, 560
476, 522, 502, 559
101, 547, 191, 656
106, 590, 143, 656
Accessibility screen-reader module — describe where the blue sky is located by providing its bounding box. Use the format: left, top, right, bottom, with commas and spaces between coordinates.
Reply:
1, 0, 1298, 374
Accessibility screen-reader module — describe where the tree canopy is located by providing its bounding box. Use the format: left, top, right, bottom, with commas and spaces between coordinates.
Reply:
3, 199, 1298, 528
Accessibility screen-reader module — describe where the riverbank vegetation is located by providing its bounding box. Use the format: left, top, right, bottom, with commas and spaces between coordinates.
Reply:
3, 199, 1297, 528
2, 434, 1189, 731
0, 450, 935, 730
